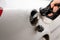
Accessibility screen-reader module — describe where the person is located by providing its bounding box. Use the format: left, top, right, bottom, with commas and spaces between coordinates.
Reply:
48, 0, 60, 17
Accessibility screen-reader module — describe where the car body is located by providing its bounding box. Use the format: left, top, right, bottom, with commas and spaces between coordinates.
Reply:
0, 0, 60, 40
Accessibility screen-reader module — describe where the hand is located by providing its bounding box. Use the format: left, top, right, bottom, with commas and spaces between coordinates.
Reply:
51, 0, 60, 12
48, 0, 60, 17
51, 0, 60, 8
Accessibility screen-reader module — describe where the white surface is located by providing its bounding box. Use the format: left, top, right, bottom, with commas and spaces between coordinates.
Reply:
4, 0, 51, 10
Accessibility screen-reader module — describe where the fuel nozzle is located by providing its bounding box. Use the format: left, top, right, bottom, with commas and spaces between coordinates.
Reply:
40, 3, 60, 20
40, 4, 53, 16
